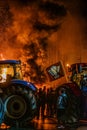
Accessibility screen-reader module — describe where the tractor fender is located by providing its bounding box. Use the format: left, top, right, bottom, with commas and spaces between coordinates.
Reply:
0, 79, 37, 127
56, 82, 82, 124
10, 79, 37, 92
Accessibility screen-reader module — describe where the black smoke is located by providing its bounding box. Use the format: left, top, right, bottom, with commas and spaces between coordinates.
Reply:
0, 2, 13, 31
0, 0, 68, 84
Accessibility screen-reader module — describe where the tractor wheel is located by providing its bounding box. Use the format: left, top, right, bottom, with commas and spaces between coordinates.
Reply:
56, 84, 81, 126
0, 98, 4, 124
2, 84, 37, 127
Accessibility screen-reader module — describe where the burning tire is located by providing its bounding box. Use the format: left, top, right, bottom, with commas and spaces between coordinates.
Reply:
1, 83, 37, 127
56, 83, 81, 125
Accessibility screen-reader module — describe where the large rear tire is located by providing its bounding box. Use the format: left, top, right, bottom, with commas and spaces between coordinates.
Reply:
56, 83, 81, 125
0, 98, 4, 124
2, 83, 37, 127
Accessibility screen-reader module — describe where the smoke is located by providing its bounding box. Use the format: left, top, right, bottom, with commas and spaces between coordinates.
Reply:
46, 0, 87, 66
0, 0, 87, 85
0, 0, 67, 84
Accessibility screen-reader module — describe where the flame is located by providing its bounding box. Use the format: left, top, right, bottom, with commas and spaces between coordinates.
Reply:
0, 54, 5, 60
1, 68, 7, 80
0, 68, 7, 83
66, 63, 70, 67
0, 123, 10, 129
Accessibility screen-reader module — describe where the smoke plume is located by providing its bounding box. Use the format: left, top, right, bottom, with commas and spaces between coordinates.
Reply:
0, 0, 87, 85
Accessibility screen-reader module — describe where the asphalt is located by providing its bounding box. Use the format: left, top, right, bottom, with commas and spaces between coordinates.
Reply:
5, 117, 87, 130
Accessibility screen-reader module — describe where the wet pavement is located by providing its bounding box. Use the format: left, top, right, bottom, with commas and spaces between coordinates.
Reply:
6, 117, 87, 130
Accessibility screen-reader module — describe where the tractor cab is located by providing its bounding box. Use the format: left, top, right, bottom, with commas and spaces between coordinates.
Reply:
0, 60, 22, 83
46, 61, 87, 123
0, 60, 37, 127
68, 63, 87, 93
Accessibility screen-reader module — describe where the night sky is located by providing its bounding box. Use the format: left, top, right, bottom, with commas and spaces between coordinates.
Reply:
0, 0, 87, 85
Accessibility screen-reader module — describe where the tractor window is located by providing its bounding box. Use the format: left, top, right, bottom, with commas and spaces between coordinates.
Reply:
15, 64, 22, 79
0, 64, 14, 83
46, 61, 64, 81
70, 63, 87, 88
71, 63, 87, 74
0, 63, 23, 83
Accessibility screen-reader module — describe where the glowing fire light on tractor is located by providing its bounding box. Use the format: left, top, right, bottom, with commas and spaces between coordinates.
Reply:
0, 68, 7, 83
0, 60, 37, 128
0, 60, 22, 83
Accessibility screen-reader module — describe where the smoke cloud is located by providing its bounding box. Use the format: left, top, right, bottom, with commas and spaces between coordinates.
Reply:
0, 0, 87, 85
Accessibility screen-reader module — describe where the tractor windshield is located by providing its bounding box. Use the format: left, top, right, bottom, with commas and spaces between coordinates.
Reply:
0, 63, 22, 83
71, 63, 87, 74
69, 63, 87, 92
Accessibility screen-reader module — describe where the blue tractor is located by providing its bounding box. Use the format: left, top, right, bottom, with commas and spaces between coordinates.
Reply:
0, 60, 37, 127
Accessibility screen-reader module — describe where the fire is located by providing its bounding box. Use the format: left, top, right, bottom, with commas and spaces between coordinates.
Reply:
0, 54, 5, 60
66, 63, 70, 67
0, 123, 10, 129
0, 54, 7, 82
1, 68, 7, 81
0, 68, 7, 83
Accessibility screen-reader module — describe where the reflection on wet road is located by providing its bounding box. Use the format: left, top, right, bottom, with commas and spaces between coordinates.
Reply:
8, 118, 87, 130
34, 118, 57, 130
9, 117, 57, 130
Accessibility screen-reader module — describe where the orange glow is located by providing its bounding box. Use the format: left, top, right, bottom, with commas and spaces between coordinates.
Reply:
0, 123, 10, 129
66, 63, 70, 67
0, 68, 7, 83
0, 54, 5, 60
1, 68, 7, 81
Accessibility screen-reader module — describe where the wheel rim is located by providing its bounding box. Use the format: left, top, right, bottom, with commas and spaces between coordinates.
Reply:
4, 95, 27, 119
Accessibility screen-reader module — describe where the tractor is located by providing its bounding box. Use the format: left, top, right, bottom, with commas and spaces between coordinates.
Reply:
0, 60, 37, 127
46, 62, 87, 126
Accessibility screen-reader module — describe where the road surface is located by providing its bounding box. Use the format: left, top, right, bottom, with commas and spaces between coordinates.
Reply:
7, 117, 87, 130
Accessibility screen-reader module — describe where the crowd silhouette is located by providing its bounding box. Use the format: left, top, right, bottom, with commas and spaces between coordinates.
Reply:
35, 86, 57, 120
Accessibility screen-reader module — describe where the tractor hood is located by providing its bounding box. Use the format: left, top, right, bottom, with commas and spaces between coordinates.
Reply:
10, 79, 37, 91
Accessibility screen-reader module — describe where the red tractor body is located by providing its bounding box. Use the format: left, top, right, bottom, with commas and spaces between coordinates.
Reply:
46, 62, 87, 124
